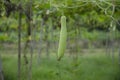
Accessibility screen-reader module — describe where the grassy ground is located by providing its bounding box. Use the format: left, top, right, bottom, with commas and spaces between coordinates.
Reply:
1, 51, 120, 80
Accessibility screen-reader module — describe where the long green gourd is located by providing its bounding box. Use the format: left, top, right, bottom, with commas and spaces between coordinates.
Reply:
57, 16, 67, 61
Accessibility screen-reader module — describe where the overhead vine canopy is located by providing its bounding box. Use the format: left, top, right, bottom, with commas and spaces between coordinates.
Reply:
0, 0, 120, 32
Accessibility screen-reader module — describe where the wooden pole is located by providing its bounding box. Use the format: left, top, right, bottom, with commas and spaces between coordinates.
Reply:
18, 2, 22, 80
28, 0, 33, 79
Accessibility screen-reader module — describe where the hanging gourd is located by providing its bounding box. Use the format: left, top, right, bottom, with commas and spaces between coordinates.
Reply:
57, 16, 67, 61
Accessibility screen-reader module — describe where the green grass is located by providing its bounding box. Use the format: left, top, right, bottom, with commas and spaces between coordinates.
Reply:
1, 52, 120, 80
